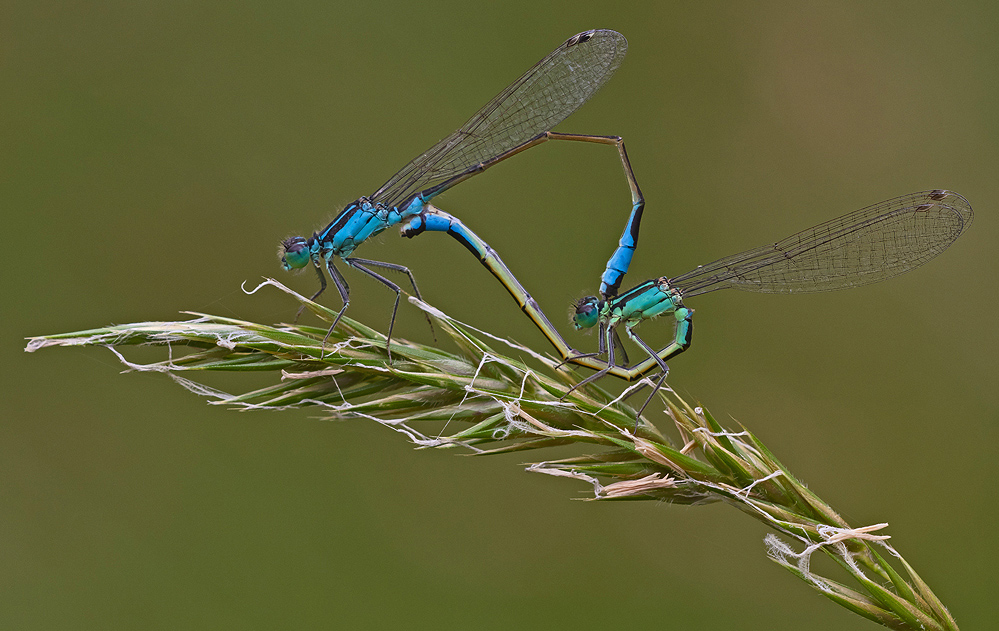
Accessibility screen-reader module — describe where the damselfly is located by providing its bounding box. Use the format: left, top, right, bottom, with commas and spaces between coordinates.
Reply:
281, 30, 644, 357
564, 189, 973, 421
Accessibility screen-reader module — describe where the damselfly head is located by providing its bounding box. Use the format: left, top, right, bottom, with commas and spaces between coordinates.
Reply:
280, 236, 311, 270
572, 296, 600, 330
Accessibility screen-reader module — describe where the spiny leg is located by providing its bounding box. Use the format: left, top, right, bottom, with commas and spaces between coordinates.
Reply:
621, 308, 694, 426
561, 324, 617, 401
625, 327, 672, 430
610, 327, 629, 367
320, 260, 351, 358
554, 349, 601, 371
554, 321, 608, 370
345, 258, 407, 363
560, 322, 629, 368
295, 262, 328, 323
347, 256, 435, 342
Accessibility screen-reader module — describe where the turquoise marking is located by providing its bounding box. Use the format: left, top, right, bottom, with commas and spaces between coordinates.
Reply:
610, 280, 677, 325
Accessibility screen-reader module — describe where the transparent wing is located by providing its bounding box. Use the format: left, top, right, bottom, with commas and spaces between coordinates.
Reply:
370, 30, 627, 208
671, 190, 973, 297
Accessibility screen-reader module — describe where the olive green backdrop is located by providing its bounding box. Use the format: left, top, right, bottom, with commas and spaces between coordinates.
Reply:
4, 1, 996, 629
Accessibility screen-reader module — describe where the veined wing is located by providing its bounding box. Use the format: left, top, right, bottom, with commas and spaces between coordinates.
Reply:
670, 190, 973, 297
370, 30, 627, 209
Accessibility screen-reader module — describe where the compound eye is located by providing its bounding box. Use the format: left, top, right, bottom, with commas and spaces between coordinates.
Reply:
572, 297, 600, 330
281, 237, 311, 270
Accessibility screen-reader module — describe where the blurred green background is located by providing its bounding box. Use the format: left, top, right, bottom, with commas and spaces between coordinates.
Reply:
4, 1, 997, 629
